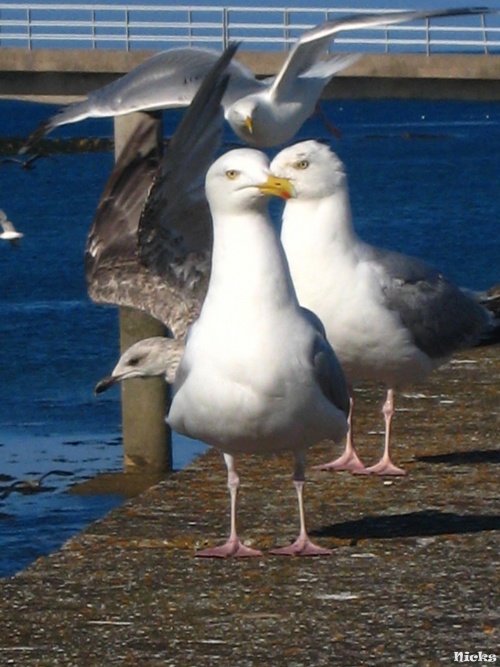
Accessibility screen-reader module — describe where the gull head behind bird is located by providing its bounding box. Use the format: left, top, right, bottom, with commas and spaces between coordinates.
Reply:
225, 91, 318, 148
94, 336, 184, 393
270, 139, 347, 200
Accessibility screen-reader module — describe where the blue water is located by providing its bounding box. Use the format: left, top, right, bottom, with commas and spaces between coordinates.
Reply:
0, 97, 499, 578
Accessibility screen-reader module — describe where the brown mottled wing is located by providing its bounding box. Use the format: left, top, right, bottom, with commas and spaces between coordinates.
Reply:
85, 44, 237, 339
137, 43, 239, 303
85, 113, 174, 326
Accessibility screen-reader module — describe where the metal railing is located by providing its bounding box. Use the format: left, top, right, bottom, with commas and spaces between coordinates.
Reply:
0, 4, 498, 54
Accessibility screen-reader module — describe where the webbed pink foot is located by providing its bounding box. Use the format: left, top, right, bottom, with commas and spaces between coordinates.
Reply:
270, 536, 331, 557
353, 459, 407, 476
196, 538, 263, 558
313, 448, 366, 473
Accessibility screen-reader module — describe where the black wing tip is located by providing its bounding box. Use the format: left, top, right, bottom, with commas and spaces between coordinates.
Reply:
408, 7, 493, 21
166, 40, 238, 154
434, 7, 492, 17
20, 119, 53, 154
211, 41, 240, 78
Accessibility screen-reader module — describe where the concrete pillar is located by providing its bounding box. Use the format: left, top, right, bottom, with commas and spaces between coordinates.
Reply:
114, 112, 173, 473
118, 306, 172, 472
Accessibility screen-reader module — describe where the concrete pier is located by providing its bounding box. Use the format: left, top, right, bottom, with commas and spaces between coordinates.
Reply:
0, 344, 498, 665
0, 47, 497, 664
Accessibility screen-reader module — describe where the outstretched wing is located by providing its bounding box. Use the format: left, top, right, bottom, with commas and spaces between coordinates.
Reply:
23, 46, 257, 151
85, 112, 169, 325
270, 8, 490, 101
85, 43, 238, 339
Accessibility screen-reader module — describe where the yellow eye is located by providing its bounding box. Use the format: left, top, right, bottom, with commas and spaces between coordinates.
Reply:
295, 160, 309, 170
225, 169, 239, 180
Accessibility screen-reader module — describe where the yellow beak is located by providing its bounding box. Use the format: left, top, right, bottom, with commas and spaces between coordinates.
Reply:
244, 116, 253, 134
258, 175, 295, 200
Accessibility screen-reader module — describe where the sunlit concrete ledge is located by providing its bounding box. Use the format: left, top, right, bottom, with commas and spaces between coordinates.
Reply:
0, 48, 499, 102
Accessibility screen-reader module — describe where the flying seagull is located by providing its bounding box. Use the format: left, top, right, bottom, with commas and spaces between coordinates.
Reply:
0, 152, 51, 171
0, 209, 24, 247
0, 470, 74, 500
23, 8, 491, 150
271, 140, 498, 476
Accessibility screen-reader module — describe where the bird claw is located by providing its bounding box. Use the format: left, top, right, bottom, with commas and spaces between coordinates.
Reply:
195, 539, 263, 558
313, 450, 366, 473
270, 537, 332, 557
353, 460, 407, 476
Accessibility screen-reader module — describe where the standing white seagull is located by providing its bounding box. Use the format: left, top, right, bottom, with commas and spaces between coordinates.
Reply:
271, 140, 494, 476
90, 47, 349, 556
96, 150, 350, 557
23, 8, 491, 150
0, 209, 23, 247
166, 148, 349, 557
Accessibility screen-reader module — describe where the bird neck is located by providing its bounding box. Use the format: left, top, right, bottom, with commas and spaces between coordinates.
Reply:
205, 208, 298, 314
281, 188, 358, 252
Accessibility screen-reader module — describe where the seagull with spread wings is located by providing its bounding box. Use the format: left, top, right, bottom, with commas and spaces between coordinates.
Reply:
23, 8, 492, 150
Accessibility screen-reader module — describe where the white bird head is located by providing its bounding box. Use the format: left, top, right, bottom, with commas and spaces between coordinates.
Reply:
271, 140, 347, 200
226, 94, 299, 148
205, 148, 294, 215
226, 94, 285, 147
225, 96, 259, 142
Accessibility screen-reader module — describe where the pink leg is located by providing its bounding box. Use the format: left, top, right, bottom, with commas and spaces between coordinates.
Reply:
196, 453, 263, 558
270, 453, 331, 557
313, 391, 367, 473
354, 388, 407, 476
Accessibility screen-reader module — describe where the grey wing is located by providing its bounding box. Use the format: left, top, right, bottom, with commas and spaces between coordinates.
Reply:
269, 8, 489, 100
86, 44, 238, 340
473, 284, 500, 346
301, 307, 350, 417
368, 245, 490, 358
86, 46, 257, 114
24, 45, 256, 149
